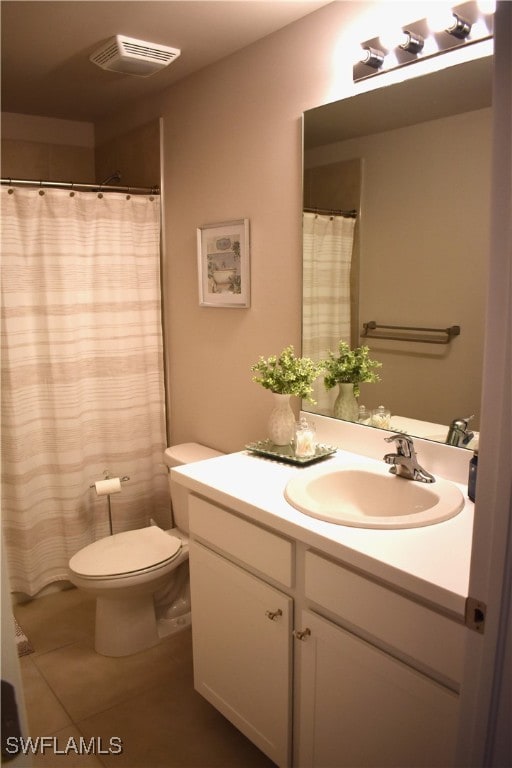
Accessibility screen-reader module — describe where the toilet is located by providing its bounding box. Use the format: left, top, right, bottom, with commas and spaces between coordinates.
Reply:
68, 443, 222, 657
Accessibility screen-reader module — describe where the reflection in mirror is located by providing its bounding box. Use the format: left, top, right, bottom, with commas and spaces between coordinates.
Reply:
302, 55, 492, 448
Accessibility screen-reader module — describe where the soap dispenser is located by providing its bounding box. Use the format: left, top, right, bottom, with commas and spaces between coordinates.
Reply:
468, 450, 478, 502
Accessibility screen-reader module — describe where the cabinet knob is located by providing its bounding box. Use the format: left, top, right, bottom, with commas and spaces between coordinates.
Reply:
265, 608, 283, 621
293, 628, 311, 641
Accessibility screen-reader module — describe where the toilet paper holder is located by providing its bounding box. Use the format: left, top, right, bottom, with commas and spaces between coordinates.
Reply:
89, 471, 130, 489
90, 471, 130, 535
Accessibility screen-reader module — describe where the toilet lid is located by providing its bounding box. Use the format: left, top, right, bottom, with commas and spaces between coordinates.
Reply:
69, 527, 182, 577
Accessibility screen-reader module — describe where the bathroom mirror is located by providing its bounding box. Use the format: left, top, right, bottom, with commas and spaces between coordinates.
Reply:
302, 54, 492, 445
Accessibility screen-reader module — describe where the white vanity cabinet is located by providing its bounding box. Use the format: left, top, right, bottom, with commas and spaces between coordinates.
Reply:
188, 496, 294, 767
188, 493, 465, 768
297, 551, 462, 767
295, 608, 458, 768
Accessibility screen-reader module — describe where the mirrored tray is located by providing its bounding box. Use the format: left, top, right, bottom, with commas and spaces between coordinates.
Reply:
245, 440, 337, 466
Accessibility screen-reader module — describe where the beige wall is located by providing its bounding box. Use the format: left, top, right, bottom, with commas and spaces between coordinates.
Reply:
1, 139, 95, 183
1, 112, 96, 182
1, 113, 160, 189
94, 1, 483, 454
303, 159, 361, 213
95, 119, 161, 189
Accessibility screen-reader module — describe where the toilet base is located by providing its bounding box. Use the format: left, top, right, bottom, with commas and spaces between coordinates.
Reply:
95, 593, 159, 657
157, 611, 191, 639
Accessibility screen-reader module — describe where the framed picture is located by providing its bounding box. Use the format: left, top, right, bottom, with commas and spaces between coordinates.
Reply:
197, 219, 250, 307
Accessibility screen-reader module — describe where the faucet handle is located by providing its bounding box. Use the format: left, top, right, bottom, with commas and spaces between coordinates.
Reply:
447, 415, 475, 446
451, 415, 474, 429
384, 433, 414, 456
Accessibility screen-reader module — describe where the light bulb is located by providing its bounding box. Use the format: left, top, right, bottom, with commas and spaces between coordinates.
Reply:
426, 4, 454, 33
379, 27, 423, 55
379, 27, 407, 51
470, 18, 492, 38
477, 0, 496, 14
384, 50, 400, 69
338, 40, 367, 70
350, 44, 369, 66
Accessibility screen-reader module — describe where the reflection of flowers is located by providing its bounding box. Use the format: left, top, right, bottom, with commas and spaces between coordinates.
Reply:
232, 239, 240, 260
323, 341, 381, 397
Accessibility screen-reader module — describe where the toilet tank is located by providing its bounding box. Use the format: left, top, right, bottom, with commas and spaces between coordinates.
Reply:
164, 443, 223, 533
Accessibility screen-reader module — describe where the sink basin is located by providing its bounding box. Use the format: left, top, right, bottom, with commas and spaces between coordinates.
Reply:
284, 463, 465, 529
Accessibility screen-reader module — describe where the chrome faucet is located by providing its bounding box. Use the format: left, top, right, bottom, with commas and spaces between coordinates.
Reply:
446, 415, 475, 447
383, 434, 435, 483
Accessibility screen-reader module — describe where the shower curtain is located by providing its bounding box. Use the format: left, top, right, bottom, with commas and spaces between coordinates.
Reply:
1, 187, 169, 596
302, 212, 356, 414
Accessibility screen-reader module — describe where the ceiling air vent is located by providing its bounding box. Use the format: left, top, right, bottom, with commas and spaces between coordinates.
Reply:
89, 35, 181, 77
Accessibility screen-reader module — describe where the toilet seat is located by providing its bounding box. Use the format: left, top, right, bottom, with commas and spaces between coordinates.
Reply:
69, 527, 182, 579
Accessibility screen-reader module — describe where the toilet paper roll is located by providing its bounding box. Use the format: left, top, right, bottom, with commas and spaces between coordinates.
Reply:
94, 477, 122, 496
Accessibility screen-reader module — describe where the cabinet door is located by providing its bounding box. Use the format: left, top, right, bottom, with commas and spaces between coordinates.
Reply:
296, 610, 459, 768
189, 540, 292, 767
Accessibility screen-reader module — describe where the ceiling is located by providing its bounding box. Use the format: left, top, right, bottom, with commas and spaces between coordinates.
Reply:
1, 1, 329, 123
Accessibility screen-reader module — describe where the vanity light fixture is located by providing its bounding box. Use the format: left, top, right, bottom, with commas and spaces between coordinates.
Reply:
426, 5, 467, 36
359, 46, 385, 70
399, 30, 425, 54
477, 0, 496, 13
354, 0, 494, 82
379, 28, 424, 55
446, 12, 472, 38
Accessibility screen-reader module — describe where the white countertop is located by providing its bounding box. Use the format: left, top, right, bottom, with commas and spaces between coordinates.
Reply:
172, 449, 474, 619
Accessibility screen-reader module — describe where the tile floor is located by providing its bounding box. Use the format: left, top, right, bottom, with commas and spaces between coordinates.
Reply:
13, 588, 276, 768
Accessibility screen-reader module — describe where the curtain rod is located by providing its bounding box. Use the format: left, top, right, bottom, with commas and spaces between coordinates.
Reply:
1, 178, 160, 195
304, 207, 357, 218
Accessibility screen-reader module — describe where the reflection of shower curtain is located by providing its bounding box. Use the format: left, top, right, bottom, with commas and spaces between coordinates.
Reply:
302, 212, 356, 413
1, 188, 169, 596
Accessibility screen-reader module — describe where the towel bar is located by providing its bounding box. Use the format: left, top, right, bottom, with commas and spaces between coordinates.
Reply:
362, 321, 460, 345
